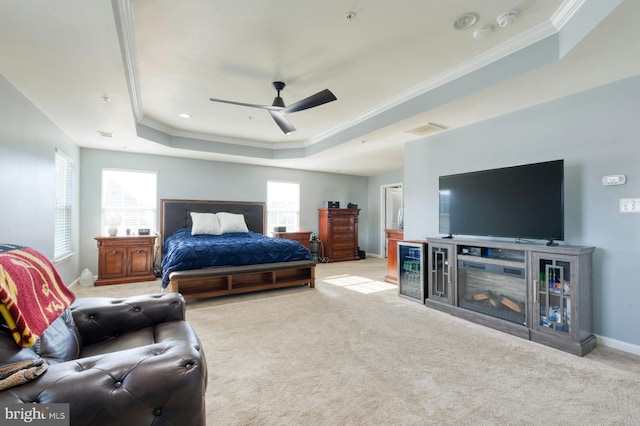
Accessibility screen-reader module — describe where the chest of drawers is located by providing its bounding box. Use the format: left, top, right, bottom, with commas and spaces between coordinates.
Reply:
318, 208, 360, 262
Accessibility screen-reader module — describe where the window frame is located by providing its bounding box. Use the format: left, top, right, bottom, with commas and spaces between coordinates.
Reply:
267, 180, 301, 233
54, 149, 73, 261
101, 168, 158, 236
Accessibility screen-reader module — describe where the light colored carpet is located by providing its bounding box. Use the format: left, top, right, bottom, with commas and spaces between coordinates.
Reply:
73, 258, 640, 425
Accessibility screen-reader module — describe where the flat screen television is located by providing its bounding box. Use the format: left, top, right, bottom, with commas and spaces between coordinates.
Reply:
439, 159, 564, 243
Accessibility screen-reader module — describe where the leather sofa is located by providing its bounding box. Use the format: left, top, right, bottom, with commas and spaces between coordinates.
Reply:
0, 293, 207, 425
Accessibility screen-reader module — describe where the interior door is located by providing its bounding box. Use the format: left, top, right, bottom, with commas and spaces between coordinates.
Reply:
383, 185, 403, 257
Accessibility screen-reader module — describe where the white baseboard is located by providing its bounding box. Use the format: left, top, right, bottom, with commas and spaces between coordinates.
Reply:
596, 334, 640, 356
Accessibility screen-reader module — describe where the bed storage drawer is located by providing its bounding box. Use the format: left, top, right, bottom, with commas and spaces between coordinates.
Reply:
169, 260, 316, 301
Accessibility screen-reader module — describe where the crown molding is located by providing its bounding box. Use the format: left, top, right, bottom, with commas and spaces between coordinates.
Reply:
138, 115, 306, 151
113, 0, 585, 155
309, 19, 561, 146
112, 0, 142, 121
550, 0, 586, 30
113, 0, 307, 152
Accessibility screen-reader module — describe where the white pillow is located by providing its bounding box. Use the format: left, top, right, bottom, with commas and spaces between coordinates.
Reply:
190, 212, 221, 235
217, 212, 249, 233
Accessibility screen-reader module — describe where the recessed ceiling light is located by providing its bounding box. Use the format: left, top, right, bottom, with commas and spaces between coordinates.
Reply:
454, 13, 479, 30
178, 113, 192, 119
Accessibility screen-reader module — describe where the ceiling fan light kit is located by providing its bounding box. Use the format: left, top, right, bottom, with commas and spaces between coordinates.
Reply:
209, 81, 337, 134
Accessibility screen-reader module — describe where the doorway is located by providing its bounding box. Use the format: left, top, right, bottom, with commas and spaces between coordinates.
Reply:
380, 183, 403, 258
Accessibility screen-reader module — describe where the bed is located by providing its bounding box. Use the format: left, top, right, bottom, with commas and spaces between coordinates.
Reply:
160, 199, 315, 300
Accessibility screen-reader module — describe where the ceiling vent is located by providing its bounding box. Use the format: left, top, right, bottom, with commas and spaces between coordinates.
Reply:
405, 122, 448, 136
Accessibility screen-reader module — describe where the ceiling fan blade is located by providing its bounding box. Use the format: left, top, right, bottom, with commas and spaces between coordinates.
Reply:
209, 97, 284, 111
269, 110, 296, 134
283, 89, 337, 114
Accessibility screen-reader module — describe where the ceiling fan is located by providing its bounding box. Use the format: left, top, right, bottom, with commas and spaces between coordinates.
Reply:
209, 81, 337, 134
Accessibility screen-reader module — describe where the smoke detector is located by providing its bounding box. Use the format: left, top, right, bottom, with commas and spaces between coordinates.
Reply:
497, 10, 519, 28
473, 25, 494, 40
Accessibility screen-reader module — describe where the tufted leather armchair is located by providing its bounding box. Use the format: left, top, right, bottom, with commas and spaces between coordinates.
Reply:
0, 293, 207, 425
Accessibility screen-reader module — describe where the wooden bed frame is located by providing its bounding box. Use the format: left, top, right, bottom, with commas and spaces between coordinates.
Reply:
160, 199, 315, 301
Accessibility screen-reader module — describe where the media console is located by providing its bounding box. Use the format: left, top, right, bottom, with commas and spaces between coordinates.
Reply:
425, 237, 596, 356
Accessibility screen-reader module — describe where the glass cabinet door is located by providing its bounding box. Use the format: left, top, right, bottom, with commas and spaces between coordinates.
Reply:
428, 243, 453, 304
398, 242, 425, 303
533, 253, 573, 335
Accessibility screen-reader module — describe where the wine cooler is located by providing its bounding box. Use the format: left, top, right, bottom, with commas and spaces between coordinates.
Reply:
398, 241, 426, 303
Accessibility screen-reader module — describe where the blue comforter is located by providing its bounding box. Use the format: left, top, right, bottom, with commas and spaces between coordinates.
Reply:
161, 229, 312, 288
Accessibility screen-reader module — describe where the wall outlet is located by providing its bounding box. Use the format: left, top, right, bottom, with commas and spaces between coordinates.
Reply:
620, 198, 640, 213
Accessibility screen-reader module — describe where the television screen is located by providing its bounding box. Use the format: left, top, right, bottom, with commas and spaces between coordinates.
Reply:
439, 160, 564, 242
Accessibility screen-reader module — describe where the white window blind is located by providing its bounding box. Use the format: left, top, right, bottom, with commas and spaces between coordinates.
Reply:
101, 169, 157, 236
54, 149, 73, 260
267, 181, 300, 233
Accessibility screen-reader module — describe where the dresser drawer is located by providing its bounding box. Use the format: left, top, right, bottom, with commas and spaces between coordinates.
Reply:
332, 225, 354, 234
97, 237, 155, 247
333, 232, 355, 241
332, 217, 354, 226
333, 248, 356, 258
332, 241, 355, 250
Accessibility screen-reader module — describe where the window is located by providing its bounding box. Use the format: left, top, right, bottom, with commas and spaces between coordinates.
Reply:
267, 181, 300, 233
54, 149, 73, 260
101, 169, 157, 236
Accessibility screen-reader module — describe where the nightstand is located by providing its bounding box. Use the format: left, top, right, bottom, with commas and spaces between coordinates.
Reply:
272, 231, 312, 250
95, 236, 157, 285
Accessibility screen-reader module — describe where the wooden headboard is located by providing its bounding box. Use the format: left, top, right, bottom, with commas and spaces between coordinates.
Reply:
160, 199, 266, 247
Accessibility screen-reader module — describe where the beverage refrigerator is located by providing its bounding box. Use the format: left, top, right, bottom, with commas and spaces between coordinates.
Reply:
397, 241, 427, 303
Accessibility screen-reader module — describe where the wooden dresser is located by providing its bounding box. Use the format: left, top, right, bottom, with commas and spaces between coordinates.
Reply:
384, 229, 404, 284
318, 208, 360, 262
95, 236, 157, 285
272, 231, 312, 250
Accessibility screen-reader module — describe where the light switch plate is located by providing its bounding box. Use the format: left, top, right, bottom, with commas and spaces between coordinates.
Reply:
620, 198, 640, 213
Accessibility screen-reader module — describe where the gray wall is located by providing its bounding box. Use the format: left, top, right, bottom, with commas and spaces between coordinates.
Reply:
3, 68, 638, 352
79, 149, 369, 274
0, 74, 80, 284
404, 75, 640, 348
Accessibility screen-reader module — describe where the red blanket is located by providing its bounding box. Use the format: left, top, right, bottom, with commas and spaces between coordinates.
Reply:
0, 245, 75, 347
